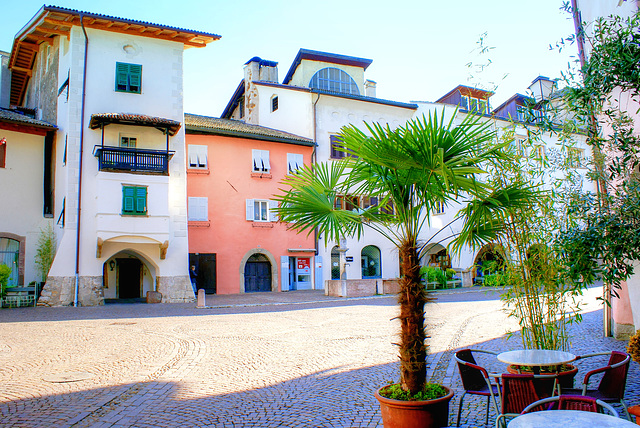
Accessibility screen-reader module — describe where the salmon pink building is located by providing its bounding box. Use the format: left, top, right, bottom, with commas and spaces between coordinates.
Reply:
185, 114, 318, 294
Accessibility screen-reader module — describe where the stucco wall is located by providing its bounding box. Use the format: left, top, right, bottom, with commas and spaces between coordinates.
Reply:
0, 128, 51, 285
186, 132, 315, 294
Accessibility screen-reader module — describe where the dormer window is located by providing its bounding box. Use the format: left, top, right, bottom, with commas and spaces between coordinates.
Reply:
310, 67, 359, 95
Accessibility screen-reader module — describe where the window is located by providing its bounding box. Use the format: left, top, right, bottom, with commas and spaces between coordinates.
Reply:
252, 149, 270, 172
511, 136, 526, 156
122, 185, 147, 215
334, 195, 359, 211
0, 137, 6, 168
330, 135, 356, 159
115, 62, 142, 94
309, 67, 360, 95
120, 135, 137, 148
63, 136, 67, 165
246, 199, 278, 222
330, 135, 345, 159
433, 201, 445, 215
567, 147, 585, 168
361, 245, 381, 279
287, 153, 303, 174
361, 196, 378, 209
271, 95, 279, 112
238, 97, 244, 119
459, 95, 469, 110
188, 145, 208, 169
0, 238, 19, 286
188, 197, 208, 221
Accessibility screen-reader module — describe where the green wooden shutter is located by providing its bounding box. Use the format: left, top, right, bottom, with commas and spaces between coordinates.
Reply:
129, 64, 142, 93
123, 186, 135, 213
135, 187, 147, 214
116, 63, 129, 91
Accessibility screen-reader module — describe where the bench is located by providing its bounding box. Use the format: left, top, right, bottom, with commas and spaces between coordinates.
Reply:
3, 285, 39, 308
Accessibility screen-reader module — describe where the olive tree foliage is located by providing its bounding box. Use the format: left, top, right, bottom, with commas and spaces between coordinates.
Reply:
553, 6, 640, 296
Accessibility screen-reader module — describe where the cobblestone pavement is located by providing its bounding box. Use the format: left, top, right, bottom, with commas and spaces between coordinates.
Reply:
0, 286, 636, 427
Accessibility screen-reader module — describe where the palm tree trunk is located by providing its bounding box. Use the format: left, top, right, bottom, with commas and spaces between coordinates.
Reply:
398, 239, 427, 394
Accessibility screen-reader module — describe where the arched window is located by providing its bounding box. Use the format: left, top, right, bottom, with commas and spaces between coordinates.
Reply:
0, 238, 20, 286
331, 246, 340, 280
361, 245, 381, 279
309, 67, 359, 95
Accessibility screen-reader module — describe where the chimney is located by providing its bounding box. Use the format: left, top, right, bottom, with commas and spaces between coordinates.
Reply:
364, 79, 377, 98
528, 76, 555, 103
243, 56, 278, 84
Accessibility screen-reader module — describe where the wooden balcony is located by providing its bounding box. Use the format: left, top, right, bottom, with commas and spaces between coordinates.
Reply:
93, 146, 174, 175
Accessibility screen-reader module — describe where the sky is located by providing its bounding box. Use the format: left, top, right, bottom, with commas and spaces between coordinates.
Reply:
1, 0, 580, 117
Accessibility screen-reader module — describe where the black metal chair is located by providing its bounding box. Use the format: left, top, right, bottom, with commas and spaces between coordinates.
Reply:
454, 348, 500, 427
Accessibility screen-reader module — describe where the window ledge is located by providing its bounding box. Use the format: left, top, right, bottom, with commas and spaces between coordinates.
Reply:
188, 221, 211, 227
252, 222, 274, 228
187, 168, 210, 175
121, 213, 149, 217
251, 172, 272, 179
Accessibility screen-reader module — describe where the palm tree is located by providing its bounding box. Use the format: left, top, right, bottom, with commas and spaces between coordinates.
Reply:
274, 110, 535, 395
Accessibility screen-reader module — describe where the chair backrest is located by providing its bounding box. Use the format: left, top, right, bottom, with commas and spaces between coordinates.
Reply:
502, 374, 541, 414
558, 395, 598, 412
455, 349, 488, 392
598, 351, 630, 399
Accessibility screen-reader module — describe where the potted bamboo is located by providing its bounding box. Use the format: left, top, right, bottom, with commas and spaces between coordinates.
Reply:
275, 112, 533, 427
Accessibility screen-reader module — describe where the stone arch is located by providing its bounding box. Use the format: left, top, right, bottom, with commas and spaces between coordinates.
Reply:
103, 248, 158, 300
473, 243, 505, 282
239, 248, 278, 293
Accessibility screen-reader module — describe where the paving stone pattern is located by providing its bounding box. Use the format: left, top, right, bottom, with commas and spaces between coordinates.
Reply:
0, 287, 636, 427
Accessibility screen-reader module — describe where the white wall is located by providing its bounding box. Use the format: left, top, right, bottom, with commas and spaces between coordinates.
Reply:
0, 129, 51, 284
45, 26, 190, 280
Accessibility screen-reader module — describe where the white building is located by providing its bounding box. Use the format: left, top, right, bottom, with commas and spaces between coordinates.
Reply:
5, 6, 218, 305
222, 50, 419, 288
221, 50, 593, 290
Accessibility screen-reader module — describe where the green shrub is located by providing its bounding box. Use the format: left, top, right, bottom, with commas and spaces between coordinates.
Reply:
0, 264, 12, 298
379, 382, 448, 401
421, 266, 447, 287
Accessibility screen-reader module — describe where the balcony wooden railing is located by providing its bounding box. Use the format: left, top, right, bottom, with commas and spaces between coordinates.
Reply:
93, 146, 174, 175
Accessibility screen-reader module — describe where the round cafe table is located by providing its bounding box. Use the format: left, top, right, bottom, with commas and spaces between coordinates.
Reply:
497, 350, 576, 374
508, 409, 637, 427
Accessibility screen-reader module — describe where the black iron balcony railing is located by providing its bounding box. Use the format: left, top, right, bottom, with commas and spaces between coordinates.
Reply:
93, 146, 175, 175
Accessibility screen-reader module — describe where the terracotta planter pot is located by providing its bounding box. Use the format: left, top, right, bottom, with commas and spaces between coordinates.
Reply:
507, 363, 578, 391
375, 385, 454, 428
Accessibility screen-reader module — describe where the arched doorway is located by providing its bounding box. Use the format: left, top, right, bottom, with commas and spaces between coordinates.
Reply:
103, 250, 156, 301
244, 254, 272, 292
331, 246, 340, 280
473, 244, 505, 284
361, 245, 381, 278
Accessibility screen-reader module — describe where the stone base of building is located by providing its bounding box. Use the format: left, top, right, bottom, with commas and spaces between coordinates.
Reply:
157, 275, 195, 303
37, 275, 195, 306
613, 322, 636, 340
38, 276, 104, 307
326, 278, 400, 297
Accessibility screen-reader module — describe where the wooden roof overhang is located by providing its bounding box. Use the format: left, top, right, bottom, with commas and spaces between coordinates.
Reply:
89, 113, 181, 136
9, 5, 220, 106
